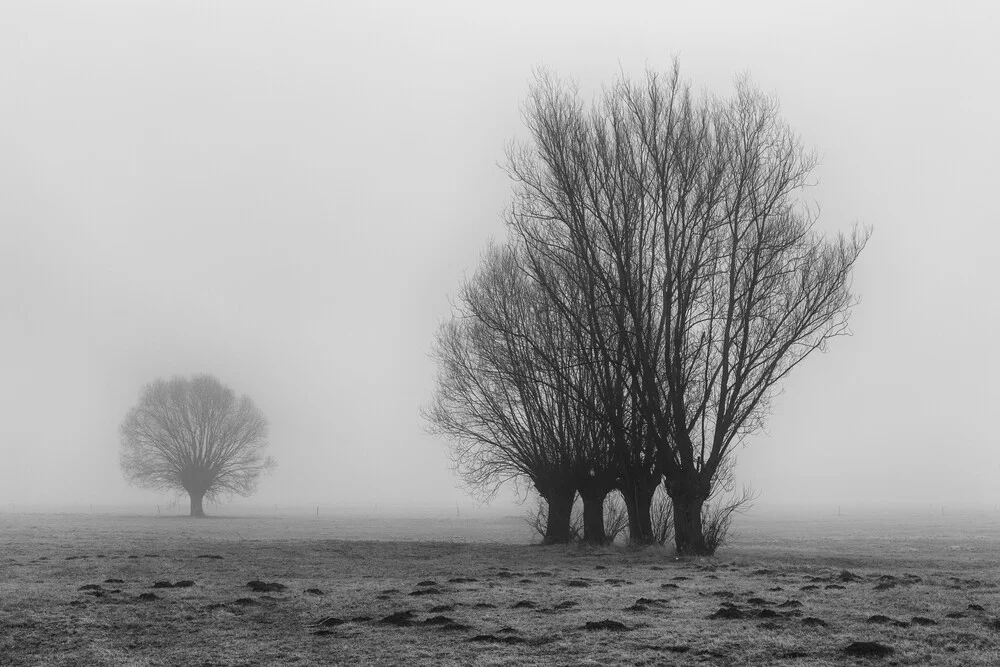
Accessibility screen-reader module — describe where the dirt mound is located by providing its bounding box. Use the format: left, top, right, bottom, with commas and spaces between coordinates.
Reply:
635, 597, 665, 606
838, 570, 862, 582
138, 593, 158, 601
844, 641, 893, 658
78, 584, 102, 591
584, 619, 629, 631
566, 579, 590, 588
423, 615, 456, 625
152, 581, 175, 589
304, 588, 324, 596
197, 554, 224, 560
430, 604, 455, 612
247, 581, 286, 593
380, 611, 415, 626
409, 587, 442, 596
439, 621, 473, 631
512, 600, 536, 609
174, 580, 195, 588
778, 600, 802, 608
553, 601, 577, 610
867, 615, 892, 624
802, 617, 827, 627
416, 580, 437, 587
468, 634, 525, 644
911, 616, 937, 626
711, 606, 744, 620
103, 579, 124, 584
447, 577, 477, 583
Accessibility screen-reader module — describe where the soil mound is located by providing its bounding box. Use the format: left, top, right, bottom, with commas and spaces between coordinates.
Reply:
711, 606, 744, 620
844, 641, 893, 658
584, 620, 629, 631
380, 611, 415, 626
247, 581, 285, 593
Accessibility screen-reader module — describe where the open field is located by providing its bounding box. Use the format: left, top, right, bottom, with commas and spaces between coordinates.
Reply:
2, 509, 1000, 665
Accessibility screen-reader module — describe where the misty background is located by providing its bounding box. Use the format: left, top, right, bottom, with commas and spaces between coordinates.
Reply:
1, 1, 997, 513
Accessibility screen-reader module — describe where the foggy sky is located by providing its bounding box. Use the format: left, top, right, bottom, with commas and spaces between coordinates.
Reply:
1, 1, 997, 512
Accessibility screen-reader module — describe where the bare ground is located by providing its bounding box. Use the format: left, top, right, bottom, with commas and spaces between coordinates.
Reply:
2, 510, 1000, 665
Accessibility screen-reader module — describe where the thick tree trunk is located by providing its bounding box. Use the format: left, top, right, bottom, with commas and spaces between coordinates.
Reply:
579, 489, 608, 545
189, 490, 206, 518
541, 485, 575, 544
621, 484, 655, 545
672, 494, 707, 555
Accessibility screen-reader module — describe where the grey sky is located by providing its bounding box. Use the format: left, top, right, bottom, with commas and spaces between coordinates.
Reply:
1, 1, 997, 511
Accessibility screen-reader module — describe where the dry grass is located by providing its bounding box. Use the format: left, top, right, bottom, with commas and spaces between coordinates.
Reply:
2, 509, 1000, 665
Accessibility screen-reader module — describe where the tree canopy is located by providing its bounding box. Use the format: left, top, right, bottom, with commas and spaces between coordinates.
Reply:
120, 374, 275, 517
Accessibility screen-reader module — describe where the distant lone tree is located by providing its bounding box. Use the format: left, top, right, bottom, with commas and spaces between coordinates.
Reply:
119, 374, 275, 517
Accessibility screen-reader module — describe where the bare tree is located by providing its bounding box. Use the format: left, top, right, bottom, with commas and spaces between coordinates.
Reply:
119, 374, 275, 517
428, 241, 635, 545
506, 64, 867, 555
426, 245, 581, 542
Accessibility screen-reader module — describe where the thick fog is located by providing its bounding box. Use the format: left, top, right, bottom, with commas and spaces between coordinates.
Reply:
1, 1, 997, 513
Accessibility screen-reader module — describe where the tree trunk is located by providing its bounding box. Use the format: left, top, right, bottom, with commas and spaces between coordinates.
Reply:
189, 490, 206, 518
541, 486, 575, 544
672, 494, 707, 555
622, 484, 655, 545
579, 489, 607, 545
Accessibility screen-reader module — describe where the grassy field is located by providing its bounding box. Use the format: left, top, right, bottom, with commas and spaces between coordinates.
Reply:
2, 508, 999, 665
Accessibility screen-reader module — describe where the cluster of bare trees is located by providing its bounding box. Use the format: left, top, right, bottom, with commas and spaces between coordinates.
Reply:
426, 64, 867, 555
